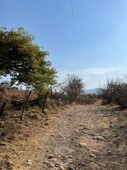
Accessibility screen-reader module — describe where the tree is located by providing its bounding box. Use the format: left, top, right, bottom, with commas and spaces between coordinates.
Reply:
0, 27, 56, 116
63, 74, 84, 103
0, 27, 56, 93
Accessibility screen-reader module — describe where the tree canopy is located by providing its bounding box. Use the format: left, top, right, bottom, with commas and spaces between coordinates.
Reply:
0, 27, 56, 93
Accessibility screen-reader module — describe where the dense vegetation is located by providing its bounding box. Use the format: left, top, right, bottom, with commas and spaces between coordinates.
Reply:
99, 78, 127, 108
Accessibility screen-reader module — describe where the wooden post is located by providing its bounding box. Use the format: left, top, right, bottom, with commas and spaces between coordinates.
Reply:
0, 102, 6, 117
42, 91, 49, 113
20, 90, 32, 120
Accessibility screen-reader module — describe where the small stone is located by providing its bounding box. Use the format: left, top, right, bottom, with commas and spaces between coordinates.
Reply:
61, 157, 64, 160
13, 154, 17, 158
91, 149, 99, 154
75, 129, 79, 133
48, 162, 54, 168
89, 162, 98, 169
98, 163, 106, 167
60, 165, 65, 170
89, 153, 96, 158
107, 151, 113, 155
6, 160, 14, 169
94, 136, 104, 141
79, 142, 88, 149
19, 151, 24, 155
44, 161, 54, 168
26, 159, 32, 165
55, 164, 59, 167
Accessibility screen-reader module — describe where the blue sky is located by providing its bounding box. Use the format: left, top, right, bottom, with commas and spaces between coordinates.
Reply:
1, 0, 127, 89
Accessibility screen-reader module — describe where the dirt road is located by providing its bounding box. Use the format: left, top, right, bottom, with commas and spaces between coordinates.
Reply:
10, 104, 127, 170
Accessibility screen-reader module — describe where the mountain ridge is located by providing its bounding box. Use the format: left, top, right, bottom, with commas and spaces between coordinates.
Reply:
85, 88, 100, 94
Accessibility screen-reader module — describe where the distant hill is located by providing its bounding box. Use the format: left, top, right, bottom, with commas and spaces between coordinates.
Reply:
84, 88, 100, 94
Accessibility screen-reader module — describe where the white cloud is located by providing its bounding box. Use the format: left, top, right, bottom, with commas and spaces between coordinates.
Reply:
77, 67, 121, 76
57, 67, 121, 79
56, 66, 126, 89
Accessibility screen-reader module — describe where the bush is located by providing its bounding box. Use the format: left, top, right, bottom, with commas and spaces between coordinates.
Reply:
76, 94, 97, 105
99, 78, 127, 107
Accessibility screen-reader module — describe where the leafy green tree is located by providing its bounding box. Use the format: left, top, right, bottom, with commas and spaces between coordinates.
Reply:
0, 27, 56, 93
0, 27, 56, 117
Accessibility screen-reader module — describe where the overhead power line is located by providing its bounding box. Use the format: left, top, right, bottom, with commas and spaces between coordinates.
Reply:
70, 0, 78, 73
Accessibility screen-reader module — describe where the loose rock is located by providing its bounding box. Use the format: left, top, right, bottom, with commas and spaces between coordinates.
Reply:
60, 164, 65, 170
91, 149, 99, 154
44, 161, 55, 168
94, 135, 105, 141
26, 159, 32, 166
79, 142, 88, 149
89, 153, 96, 158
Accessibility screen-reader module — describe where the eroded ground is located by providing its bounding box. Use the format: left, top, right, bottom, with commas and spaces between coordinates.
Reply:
0, 103, 127, 170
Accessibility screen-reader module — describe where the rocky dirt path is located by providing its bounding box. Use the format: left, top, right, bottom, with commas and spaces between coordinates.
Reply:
12, 104, 127, 170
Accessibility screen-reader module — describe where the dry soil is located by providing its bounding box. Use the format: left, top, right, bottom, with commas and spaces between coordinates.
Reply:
1, 103, 127, 170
